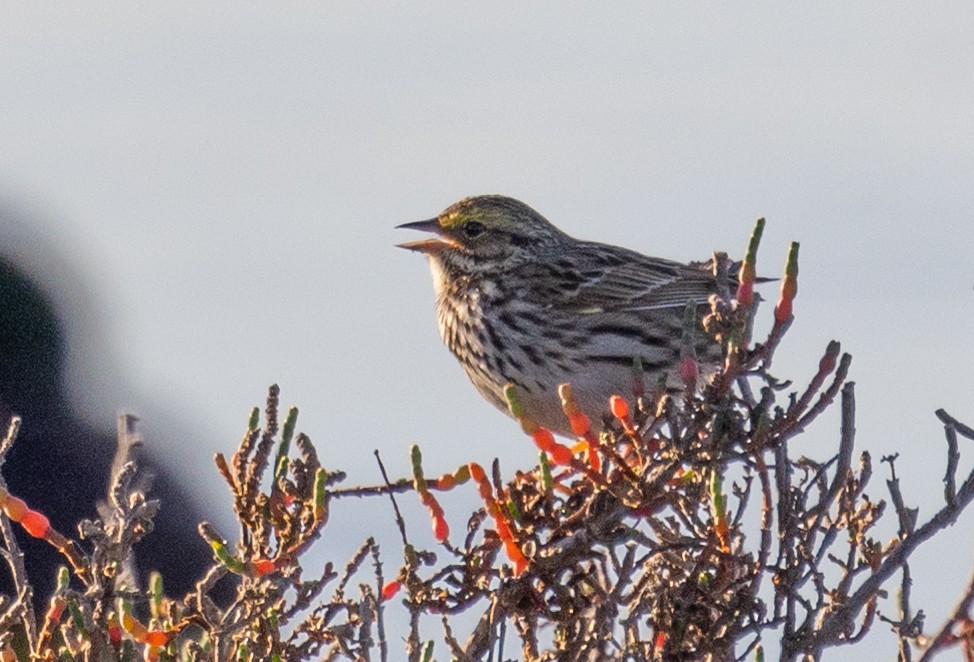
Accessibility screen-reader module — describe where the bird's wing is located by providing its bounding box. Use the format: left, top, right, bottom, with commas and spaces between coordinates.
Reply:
515, 244, 722, 314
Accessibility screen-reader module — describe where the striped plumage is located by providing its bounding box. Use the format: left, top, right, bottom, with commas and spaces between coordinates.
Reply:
398, 195, 728, 437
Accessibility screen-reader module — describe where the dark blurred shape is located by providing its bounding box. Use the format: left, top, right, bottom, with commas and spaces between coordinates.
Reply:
0, 201, 214, 599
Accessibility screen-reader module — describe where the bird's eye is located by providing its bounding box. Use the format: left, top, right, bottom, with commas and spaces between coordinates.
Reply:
463, 221, 486, 239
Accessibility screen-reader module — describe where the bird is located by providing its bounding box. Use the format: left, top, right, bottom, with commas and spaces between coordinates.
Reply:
397, 195, 734, 437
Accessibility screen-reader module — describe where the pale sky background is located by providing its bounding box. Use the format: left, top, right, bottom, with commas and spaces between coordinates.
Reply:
1, 4, 973, 658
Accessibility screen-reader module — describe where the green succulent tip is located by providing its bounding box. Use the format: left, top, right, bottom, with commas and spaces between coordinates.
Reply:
785, 242, 800, 278
504, 383, 523, 419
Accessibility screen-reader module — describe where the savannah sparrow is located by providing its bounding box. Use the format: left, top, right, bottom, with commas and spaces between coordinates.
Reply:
398, 195, 732, 437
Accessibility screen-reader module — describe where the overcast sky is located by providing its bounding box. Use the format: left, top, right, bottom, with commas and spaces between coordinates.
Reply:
2, 4, 972, 658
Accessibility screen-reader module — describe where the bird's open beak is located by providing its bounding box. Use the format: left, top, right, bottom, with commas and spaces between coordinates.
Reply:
396, 218, 455, 253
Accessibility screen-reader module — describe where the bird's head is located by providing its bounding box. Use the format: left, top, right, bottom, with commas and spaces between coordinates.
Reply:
397, 195, 569, 275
